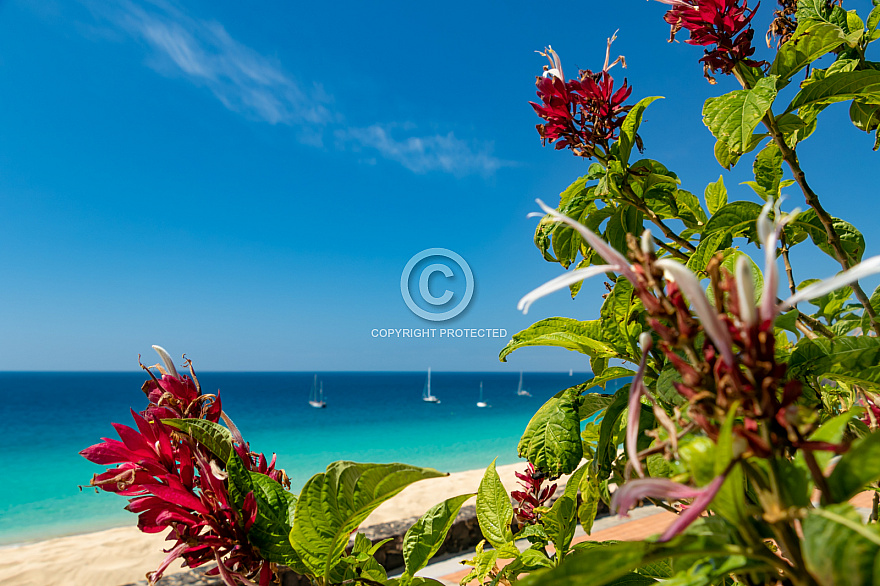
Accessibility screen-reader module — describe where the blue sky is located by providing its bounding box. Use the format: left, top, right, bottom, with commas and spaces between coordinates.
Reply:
0, 0, 878, 372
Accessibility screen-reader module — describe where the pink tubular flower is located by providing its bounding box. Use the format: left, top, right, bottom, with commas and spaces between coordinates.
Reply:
81, 346, 287, 586
626, 333, 653, 478
611, 475, 726, 541
654, 0, 762, 81
530, 38, 634, 159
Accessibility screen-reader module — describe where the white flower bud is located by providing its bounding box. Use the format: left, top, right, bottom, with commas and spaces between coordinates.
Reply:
640, 229, 655, 256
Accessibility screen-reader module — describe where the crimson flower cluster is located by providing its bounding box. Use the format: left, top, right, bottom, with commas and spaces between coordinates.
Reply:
659, 0, 763, 81
511, 463, 558, 525
530, 48, 633, 160
81, 352, 287, 586
627, 238, 844, 460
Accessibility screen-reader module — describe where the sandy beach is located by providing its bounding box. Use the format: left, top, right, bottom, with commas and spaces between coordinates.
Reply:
0, 463, 555, 586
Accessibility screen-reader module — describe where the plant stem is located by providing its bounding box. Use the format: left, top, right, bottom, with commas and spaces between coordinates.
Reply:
622, 184, 696, 255
802, 448, 832, 503
761, 111, 880, 336
780, 232, 797, 297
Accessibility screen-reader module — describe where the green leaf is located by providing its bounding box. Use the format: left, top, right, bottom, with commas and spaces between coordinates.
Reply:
578, 467, 601, 534
618, 96, 663, 165
476, 459, 515, 549
827, 431, 880, 503
543, 495, 578, 556
674, 189, 708, 228
703, 175, 727, 215
290, 461, 445, 580
686, 230, 730, 274
499, 318, 618, 362
600, 279, 643, 361
516, 548, 555, 570
226, 455, 299, 565
518, 386, 583, 476
162, 418, 233, 463
786, 69, 880, 113
711, 407, 747, 526
703, 76, 778, 153
597, 386, 630, 478
771, 22, 846, 87
802, 503, 880, 585
788, 336, 880, 389
402, 493, 475, 579
789, 209, 866, 264
578, 368, 635, 406
751, 142, 784, 200
701, 200, 763, 243
518, 532, 760, 586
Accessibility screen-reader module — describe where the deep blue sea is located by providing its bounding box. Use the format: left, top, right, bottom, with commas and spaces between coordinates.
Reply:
0, 371, 620, 546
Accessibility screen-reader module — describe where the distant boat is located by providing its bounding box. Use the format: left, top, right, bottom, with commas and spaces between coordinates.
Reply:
516, 371, 531, 397
476, 381, 488, 408
309, 374, 327, 408
569, 369, 573, 376
422, 368, 440, 403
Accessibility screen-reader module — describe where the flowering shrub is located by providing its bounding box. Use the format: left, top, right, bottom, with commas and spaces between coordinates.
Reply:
86, 1, 880, 584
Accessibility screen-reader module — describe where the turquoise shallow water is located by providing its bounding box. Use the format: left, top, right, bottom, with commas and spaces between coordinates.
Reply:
0, 371, 616, 545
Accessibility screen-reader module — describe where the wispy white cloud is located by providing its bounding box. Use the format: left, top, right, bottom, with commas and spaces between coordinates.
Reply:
95, 0, 331, 126
84, 1, 510, 177
337, 125, 509, 177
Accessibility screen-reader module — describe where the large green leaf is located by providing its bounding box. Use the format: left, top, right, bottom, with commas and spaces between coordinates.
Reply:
476, 459, 515, 548
500, 318, 618, 362
701, 200, 762, 243
542, 495, 577, 557
226, 455, 299, 565
786, 69, 880, 113
750, 142, 784, 200
703, 76, 778, 153
517, 531, 762, 586
402, 493, 474, 579
518, 386, 583, 476
162, 418, 233, 463
802, 504, 880, 585
771, 22, 847, 86
789, 209, 866, 264
827, 431, 880, 503
290, 461, 445, 579
618, 96, 663, 165
600, 279, 643, 361
788, 336, 880, 389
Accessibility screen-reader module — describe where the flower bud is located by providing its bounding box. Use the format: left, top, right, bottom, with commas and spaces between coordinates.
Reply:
640, 229, 655, 256
735, 256, 757, 327
639, 331, 653, 352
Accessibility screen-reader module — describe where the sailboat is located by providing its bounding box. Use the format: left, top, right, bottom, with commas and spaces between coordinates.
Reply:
309, 374, 327, 408
422, 368, 440, 403
476, 381, 488, 408
569, 369, 573, 376
516, 371, 531, 397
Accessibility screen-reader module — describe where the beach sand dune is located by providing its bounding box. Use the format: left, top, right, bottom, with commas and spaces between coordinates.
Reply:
0, 463, 548, 586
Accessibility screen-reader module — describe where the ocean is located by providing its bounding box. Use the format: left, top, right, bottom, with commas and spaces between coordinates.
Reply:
0, 371, 619, 546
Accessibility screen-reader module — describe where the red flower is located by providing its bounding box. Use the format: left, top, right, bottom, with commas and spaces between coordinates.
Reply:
81, 347, 288, 586
530, 43, 634, 159
656, 0, 763, 82
511, 463, 558, 524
